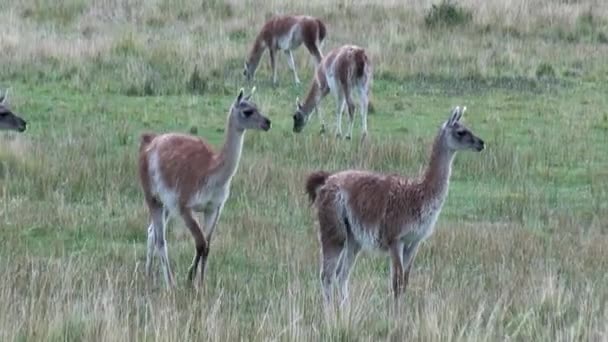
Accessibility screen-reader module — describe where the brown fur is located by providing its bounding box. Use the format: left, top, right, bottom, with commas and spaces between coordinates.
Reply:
307, 107, 485, 306
145, 134, 216, 204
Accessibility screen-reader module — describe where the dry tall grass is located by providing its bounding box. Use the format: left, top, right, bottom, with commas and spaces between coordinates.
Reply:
1, 0, 608, 94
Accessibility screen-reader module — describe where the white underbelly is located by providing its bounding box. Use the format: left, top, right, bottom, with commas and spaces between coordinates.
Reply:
189, 184, 229, 212
277, 28, 301, 51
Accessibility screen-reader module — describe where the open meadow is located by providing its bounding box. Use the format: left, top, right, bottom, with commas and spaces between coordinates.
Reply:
0, 0, 607, 340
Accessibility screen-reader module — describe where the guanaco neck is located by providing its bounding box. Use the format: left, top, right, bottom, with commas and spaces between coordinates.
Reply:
301, 80, 323, 116
421, 130, 456, 201
211, 112, 245, 185
247, 36, 266, 72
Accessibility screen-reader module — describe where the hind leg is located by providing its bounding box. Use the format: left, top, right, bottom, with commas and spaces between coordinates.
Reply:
335, 236, 361, 306
358, 84, 370, 141
345, 97, 355, 140
145, 222, 155, 281
147, 203, 174, 288
317, 199, 348, 308
320, 238, 344, 308
303, 38, 323, 68
333, 93, 346, 139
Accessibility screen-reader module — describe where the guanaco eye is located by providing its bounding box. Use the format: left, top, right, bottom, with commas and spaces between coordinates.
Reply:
456, 130, 466, 137
243, 110, 254, 117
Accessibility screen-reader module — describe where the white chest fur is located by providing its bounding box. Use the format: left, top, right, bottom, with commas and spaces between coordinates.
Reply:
401, 198, 445, 246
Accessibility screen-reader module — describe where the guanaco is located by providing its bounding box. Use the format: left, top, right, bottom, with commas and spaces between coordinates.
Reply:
305, 106, 484, 307
138, 87, 271, 288
292, 45, 372, 141
243, 15, 326, 86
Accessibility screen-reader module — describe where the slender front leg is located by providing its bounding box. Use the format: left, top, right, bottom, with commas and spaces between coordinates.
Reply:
269, 48, 277, 86
315, 106, 326, 134
202, 204, 224, 245
181, 207, 209, 287
285, 50, 301, 85
402, 242, 420, 293
389, 242, 405, 303
196, 205, 223, 286
317, 86, 330, 134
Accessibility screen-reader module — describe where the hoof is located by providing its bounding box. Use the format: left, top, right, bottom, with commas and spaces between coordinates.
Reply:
345, 135, 352, 140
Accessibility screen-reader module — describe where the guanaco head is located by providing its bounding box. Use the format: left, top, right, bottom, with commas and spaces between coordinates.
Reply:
0, 89, 27, 133
292, 97, 308, 133
442, 106, 484, 152
231, 87, 271, 131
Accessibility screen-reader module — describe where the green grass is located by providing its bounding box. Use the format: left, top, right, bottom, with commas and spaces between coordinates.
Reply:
1, 0, 608, 340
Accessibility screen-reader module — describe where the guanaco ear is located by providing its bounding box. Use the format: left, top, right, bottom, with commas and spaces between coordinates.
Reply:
236, 88, 245, 103
447, 106, 462, 126
0, 89, 7, 104
244, 86, 256, 101
459, 106, 466, 120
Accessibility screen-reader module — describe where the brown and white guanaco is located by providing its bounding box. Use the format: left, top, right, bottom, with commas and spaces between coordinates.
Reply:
243, 15, 326, 86
138, 87, 271, 288
292, 44, 372, 141
305, 106, 484, 307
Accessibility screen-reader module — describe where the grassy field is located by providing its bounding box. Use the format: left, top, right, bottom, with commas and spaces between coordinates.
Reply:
1, 0, 607, 340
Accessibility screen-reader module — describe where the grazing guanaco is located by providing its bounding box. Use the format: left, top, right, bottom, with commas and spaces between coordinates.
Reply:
0, 89, 27, 133
292, 44, 372, 141
138, 87, 271, 288
243, 15, 326, 86
305, 106, 484, 307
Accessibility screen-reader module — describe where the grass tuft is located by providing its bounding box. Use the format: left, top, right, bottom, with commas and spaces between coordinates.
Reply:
535, 62, 556, 80
424, 0, 473, 29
